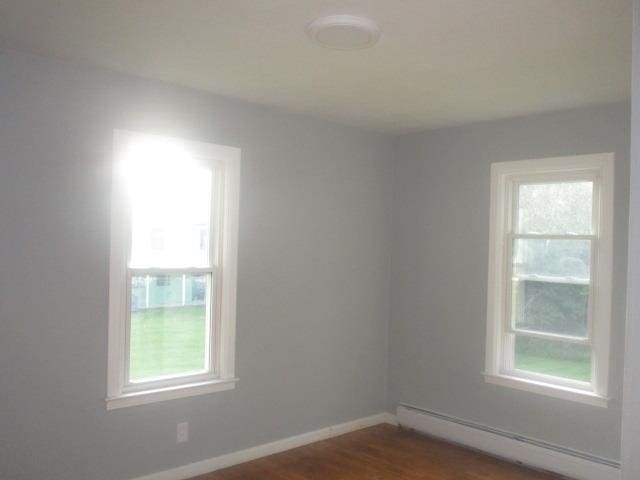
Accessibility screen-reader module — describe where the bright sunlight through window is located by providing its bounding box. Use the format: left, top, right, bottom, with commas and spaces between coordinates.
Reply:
107, 131, 240, 409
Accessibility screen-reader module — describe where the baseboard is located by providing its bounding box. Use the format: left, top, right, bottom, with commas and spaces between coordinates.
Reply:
130, 412, 396, 480
396, 404, 620, 480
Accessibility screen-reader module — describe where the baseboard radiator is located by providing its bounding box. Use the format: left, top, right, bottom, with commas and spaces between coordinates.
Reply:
396, 404, 620, 480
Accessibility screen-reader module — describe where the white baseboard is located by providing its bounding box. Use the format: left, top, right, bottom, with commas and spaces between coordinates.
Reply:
131, 412, 396, 480
396, 405, 620, 480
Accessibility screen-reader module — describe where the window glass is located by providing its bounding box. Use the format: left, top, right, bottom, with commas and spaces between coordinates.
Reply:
511, 280, 589, 337
514, 335, 591, 383
516, 181, 593, 235
128, 162, 213, 268
129, 273, 211, 382
512, 238, 591, 281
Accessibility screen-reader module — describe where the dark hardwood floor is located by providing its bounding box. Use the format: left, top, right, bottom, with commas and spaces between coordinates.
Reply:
191, 424, 561, 480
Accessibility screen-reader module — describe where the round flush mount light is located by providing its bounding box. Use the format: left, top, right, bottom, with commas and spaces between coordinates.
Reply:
306, 15, 380, 50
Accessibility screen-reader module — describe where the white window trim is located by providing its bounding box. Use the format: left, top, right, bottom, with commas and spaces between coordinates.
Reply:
484, 153, 614, 407
106, 130, 240, 410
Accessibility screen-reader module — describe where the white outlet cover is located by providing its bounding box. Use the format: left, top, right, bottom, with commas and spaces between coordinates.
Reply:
177, 422, 189, 443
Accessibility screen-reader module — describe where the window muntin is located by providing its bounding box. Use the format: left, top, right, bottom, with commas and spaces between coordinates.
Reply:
108, 131, 239, 408
485, 155, 613, 405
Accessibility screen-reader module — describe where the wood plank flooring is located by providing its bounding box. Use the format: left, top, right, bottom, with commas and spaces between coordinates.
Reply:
191, 424, 561, 480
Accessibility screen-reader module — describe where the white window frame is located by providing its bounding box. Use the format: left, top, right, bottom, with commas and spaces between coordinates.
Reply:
484, 153, 614, 408
106, 130, 240, 410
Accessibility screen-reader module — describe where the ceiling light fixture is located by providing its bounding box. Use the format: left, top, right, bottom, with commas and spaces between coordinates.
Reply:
306, 15, 380, 50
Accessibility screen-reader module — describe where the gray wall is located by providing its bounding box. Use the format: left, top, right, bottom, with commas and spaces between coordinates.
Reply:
0, 47, 630, 479
389, 102, 630, 460
622, 0, 640, 478
0, 50, 393, 480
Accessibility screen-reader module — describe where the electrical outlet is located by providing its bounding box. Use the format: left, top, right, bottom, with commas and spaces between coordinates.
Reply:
177, 422, 189, 443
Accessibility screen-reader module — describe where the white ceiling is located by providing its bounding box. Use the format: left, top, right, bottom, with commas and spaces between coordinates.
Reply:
0, 0, 631, 133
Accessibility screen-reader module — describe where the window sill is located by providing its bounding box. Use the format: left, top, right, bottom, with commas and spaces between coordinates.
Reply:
106, 377, 238, 410
483, 373, 608, 408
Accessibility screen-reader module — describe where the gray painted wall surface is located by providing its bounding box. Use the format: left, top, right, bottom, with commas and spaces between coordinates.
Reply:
622, 1, 640, 478
0, 47, 631, 479
389, 102, 630, 460
0, 50, 392, 480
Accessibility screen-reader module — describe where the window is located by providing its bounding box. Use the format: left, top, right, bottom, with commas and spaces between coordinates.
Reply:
150, 227, 165, 251
107, 130, 240, 409
484, 154, 613, 407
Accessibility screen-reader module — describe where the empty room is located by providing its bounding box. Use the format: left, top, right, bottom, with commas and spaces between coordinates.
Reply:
3, 1, 640, 480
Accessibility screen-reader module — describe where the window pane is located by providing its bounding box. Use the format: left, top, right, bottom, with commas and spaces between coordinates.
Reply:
514, 336, 591, 382
129, 273, 210, 382
512, 280, 588, 337
517, 181, 593, 235
511, 238, 590, 337
513, 238, 591, 281
128, 160, 213, 268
